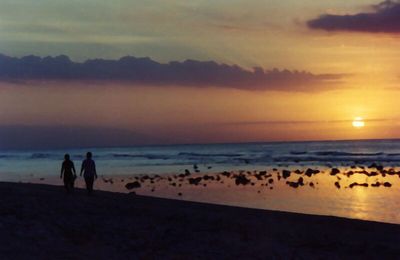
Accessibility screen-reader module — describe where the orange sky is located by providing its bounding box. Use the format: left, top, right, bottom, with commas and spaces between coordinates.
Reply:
1, 0, 400, 145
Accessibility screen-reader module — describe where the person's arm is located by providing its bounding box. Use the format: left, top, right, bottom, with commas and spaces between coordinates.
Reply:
72, 162, 76, 176
80, 161, 85, 176
94, 161, 97, 179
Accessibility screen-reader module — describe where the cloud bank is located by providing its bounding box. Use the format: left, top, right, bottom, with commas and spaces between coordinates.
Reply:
0, 54, 344, 91
308, 0, 400, 33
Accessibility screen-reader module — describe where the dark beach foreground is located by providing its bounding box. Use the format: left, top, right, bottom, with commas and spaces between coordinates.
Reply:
0, 182, 399, 259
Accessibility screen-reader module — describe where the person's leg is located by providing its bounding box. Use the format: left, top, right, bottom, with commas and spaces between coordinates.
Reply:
63, 178, 70, 193
85, 177, 94, 194
85, 177, 90, 193
88, 177, 94, 194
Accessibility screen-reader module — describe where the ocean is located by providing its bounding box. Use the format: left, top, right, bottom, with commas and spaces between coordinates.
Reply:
1, 139, 400, 178
1, 139, 400, 224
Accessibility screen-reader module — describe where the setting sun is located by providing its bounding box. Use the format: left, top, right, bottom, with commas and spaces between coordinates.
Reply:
352, 117, 365, 128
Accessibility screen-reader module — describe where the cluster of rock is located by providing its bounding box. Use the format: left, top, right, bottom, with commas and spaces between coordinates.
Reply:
121, 163, 396, 194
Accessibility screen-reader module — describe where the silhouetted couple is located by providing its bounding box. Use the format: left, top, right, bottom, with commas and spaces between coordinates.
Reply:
60, 152, 98, 194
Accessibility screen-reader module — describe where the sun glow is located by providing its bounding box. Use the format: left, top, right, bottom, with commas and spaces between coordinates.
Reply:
352, 117, 365, 128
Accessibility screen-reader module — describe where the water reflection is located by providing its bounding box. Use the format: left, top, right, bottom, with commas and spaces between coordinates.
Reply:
15, 166, 400, 224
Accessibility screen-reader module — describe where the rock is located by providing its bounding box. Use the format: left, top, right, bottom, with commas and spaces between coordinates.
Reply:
203, 175, 214, 181
387, 169, 396, 175
235, 175, 251, 186
221, 171, 231, 177
282, 170, 291, 179
368, 163, 383, 171
188, 177, 202, 185
371, 182, 380, 187
309, 182, 314, 188
268, 178, 274, 184
383, 182, 392, 187
305, 168, 318, 177
254, 174, 263, 180
349, 182, 368, 188
178, 192, 182, 196
330, 168, 340, 176
286, 181, 299, 188
334, 181, 341, 189
125, 181, 141, 190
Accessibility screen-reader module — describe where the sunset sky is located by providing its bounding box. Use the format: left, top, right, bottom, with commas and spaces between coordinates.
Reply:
1, 0, 400, 148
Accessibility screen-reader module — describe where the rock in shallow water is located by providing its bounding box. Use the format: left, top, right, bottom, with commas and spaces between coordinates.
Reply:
282, 170, 291, 179
330, 168, 340, 176
125, 181, 141, 190
235, 175, 251, 186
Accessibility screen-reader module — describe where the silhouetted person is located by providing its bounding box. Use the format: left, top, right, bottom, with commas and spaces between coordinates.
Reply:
80, 152, 97, 194
60, 154, 76, 193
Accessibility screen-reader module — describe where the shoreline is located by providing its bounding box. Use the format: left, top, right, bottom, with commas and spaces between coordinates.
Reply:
0, 181, 399, 258
11, 165, 400, 225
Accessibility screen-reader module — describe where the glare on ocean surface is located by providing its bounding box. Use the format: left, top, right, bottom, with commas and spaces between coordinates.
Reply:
352, 117, 365, 128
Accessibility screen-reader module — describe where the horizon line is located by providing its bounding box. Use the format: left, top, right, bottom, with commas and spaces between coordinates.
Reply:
1, 137, 399, 152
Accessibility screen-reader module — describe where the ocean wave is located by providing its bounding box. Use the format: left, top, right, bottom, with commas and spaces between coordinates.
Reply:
178, 152, 242, 157
290, 151, 308, 155
387, 153, 400, 156
30, 153, 52, 159
0, 155, 17, 159
110, 153, 169, 160
313, 151, 384, 157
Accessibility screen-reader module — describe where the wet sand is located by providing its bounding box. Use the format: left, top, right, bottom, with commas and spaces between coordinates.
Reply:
20, 164, 400, 224
0, 182, 399, 259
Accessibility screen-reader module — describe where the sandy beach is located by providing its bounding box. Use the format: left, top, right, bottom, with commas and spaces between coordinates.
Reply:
0, 181, 399, 259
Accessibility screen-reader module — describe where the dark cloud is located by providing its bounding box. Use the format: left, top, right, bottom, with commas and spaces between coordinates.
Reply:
308, 0, 400, 33
0, 54, 344, 91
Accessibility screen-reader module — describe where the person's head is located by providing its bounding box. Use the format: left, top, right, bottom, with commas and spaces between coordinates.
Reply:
86, 152, 92, 159
64, 153, 70, 160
